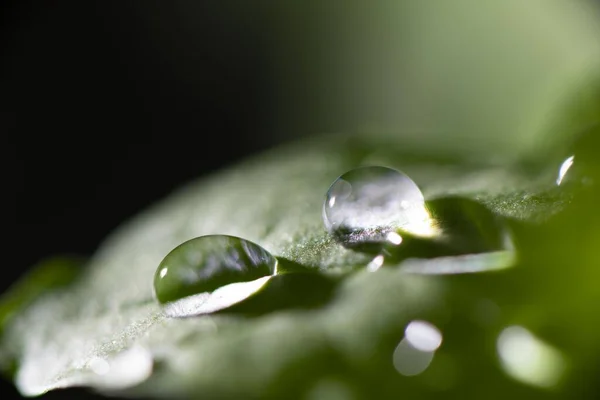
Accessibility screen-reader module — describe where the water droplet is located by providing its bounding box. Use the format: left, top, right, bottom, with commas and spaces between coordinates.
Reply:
556, 155, 574, 185
162, 276, 272, 317
154, 235, 277, 305
366, 255, 385, 272
323, 166, 435, 247
219, 272, 336, 316
556, 126, 600, 189
393, 320, 443, 377
405, 320, 443, 352
497, 326, 566, 388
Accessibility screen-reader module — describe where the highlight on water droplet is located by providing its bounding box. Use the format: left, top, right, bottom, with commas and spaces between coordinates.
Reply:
562, 125, 600, 187
323, 166, 436, 247
496, 326, 566, 389
153, 235, 278, 316
393, 320, 443, 377
556, 155, 574, 185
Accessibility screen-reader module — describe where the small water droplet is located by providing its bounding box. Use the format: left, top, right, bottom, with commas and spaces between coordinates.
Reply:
323, 166, 435, 247
153, 235, 277, 305
393, 320, 443, 377
386, 231, 403, 245
497, 326, 566, 388
393, 339, 435, 376
366, 255, 385, 272
405, 320, 443, 352
556, 126, 600, 189
556, 155, 574, 185
162, 276, 272, 317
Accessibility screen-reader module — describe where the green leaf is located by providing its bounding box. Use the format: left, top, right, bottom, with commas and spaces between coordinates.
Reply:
5, 1, 600, 398
0, 132, 567, 398
0, 256, 83, 376
0, 256, 82, 333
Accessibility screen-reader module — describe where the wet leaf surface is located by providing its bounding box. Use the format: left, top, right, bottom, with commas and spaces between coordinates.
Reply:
0, 132, 576, 399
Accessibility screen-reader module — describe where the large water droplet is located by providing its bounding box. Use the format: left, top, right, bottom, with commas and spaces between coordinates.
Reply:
153, 235, 277, 306
323, 166, 434, 247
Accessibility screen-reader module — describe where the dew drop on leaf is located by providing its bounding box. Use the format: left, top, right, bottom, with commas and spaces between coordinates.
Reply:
556, 155, 575, 186
322, 166, 435, 247
153, 235, 278, 307
556, 125, 600, 188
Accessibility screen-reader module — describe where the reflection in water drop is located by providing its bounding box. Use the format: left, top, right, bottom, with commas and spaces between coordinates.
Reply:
323, 166, 436, 247
497, 326, 566, 389
393, 320, 443, 377
163, 276, 272, 317
154, 235, 278, 305
159, 267, 168, 279
556, 155, 575, 185
565, 126, 600, 186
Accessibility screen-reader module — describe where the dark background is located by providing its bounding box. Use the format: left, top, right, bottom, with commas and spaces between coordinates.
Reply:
2, 2, 300, 398
3, 2, 290, 292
